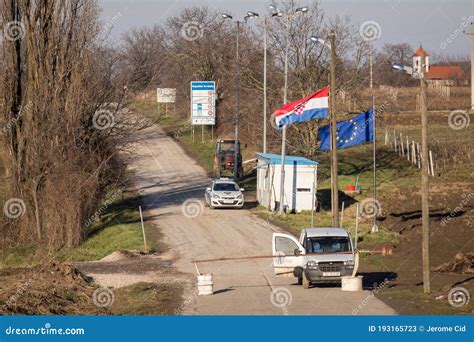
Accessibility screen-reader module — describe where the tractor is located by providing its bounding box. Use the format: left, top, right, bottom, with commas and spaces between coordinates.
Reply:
213, 139, 243, 179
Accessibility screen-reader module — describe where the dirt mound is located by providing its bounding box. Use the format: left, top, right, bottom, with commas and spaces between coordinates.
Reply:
0, 261, 108, 315
432, 253, 474, 274
99, 250, 149, 262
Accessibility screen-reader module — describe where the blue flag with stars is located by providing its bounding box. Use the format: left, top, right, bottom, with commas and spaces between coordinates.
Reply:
319, 110, 374, 151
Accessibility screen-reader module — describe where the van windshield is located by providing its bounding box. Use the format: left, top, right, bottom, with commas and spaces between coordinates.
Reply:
305, 237, 352, 254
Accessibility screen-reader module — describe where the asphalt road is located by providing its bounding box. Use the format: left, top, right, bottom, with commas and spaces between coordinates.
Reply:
128, 126, 396, 315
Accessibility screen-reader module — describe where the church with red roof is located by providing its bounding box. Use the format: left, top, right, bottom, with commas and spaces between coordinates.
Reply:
412, 46, 467, 86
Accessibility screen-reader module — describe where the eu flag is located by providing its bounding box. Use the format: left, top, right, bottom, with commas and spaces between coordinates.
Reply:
319, 110, 374, 151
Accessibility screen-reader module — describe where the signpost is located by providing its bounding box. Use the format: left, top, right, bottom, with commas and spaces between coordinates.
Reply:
191, 81, 216, 141
157, 88, 176, 117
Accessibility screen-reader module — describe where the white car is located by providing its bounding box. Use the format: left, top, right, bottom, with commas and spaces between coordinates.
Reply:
272, 228, 356, 288
205, 178, 245, 209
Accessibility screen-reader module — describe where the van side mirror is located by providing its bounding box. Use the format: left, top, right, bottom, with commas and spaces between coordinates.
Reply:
240, 188, 245, 192
294, 248, 301, 256
206, 187, 211, 192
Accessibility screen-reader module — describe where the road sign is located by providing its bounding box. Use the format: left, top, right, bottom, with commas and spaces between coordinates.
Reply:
157, 88, 176, 103
191, 81, 216, 125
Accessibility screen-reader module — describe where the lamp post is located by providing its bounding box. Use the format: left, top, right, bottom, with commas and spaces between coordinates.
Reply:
310, 32, 339, 227
270, 4, 309, 214
392, 62, 431, 294
221, 12, 259, 180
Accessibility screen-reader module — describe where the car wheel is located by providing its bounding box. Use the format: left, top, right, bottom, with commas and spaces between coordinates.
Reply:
302, 273, 310, 289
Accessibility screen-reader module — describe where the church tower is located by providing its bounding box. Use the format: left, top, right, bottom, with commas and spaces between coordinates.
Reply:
412, 45, 430, 74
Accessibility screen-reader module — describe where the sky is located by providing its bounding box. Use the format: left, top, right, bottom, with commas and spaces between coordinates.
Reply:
99, 0, 474, 60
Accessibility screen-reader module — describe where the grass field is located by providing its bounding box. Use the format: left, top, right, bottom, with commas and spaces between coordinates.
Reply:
0, 190, 155, 268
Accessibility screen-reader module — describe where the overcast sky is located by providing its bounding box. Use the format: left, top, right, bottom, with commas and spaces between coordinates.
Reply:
99, 0, 473, 60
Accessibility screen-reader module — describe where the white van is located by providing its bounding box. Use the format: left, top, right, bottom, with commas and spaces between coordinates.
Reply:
272, 228, 356, 288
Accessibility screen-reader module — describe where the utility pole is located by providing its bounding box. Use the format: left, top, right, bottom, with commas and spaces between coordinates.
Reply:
263, 17, 268, 153
391, 59, 430, 293
234, 21, 241, 180
329, 30, 339, 227
420, 74, 431, 294
467, 22, 474, 113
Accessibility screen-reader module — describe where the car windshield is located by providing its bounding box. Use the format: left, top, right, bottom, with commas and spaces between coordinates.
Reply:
305, 237, 352, 254
213, 183, 239, 191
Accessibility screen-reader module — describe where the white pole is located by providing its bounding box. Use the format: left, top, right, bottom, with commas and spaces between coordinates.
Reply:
278, 15, 290, 214
355, 203, 360, 250
139, 206, 148, 252
311, 166, 316, 227
263, 17, 268, 153
429, 150, 435, 176
372, 95, 377, 233
407, 136, 410, 161
340, 201, 345, 227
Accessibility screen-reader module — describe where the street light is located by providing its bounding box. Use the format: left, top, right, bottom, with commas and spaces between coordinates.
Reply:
310, 32, 339, 228
271, 5, 309, 214
221, 12, 259, 180
392, 61, 431, 294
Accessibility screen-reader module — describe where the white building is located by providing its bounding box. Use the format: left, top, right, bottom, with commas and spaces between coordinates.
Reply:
256, 153, 318, 213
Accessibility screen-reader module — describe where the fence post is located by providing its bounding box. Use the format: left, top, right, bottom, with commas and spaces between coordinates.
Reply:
394, 131, 398, 152
429, 150, 435, 176
400, 132, 404, 156
417, 143, 421, 169
406, 136, 410, 161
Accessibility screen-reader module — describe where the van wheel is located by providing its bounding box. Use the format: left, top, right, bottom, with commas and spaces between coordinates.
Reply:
297, 276, 303, 285
302, 274, 310, 289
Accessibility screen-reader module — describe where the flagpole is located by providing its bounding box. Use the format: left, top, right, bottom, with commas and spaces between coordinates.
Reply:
372, 94, 378, 233
278, 15, 290, 214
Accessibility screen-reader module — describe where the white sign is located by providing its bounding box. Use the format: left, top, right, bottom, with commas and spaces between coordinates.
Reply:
191, 81, 216, 125
157, 88, 176, 103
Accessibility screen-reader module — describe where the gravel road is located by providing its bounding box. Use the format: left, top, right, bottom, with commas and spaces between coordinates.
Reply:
128, 126, 396, 315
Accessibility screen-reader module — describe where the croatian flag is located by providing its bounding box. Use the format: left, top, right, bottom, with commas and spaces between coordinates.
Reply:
272, 87, 329, 129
